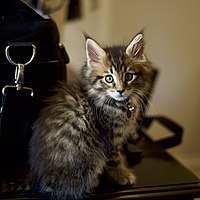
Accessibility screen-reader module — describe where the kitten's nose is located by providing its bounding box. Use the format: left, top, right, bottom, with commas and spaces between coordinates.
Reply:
117, 89, 125, 95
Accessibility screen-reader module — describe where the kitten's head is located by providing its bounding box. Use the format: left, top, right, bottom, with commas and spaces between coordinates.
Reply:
82, 33, 154, 106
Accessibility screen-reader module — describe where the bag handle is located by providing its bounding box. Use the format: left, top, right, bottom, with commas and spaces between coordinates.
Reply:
126, 116, 183, 160
141, 116, 183, 150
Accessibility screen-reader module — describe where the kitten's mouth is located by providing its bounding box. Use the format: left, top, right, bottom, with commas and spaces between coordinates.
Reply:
114, 97, 130, 104
110, 94, 129, 102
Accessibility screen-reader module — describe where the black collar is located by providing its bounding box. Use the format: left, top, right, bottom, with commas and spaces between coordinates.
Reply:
115, 98, 135, 118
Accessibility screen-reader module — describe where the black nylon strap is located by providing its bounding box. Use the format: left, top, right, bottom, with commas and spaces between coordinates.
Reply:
126, 116, 183, 163
0, 89, 35, 168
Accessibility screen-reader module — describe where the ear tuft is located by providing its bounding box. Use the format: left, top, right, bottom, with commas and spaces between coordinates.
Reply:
86, 38, 106, 67
126, 33, 145, 59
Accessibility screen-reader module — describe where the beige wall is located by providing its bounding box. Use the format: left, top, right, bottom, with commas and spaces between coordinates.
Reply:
52, 0, 200, 177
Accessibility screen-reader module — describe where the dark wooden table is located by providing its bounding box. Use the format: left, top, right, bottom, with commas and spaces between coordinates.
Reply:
94, 150, 200, 200
1, 150, 200, 200
1, 117, 200, 199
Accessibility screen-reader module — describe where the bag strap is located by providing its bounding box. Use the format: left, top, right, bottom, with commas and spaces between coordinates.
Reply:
141, 116, 183, 151
0, 89, 35, 167
126, 116, 183, 161
0, 43, 36, 168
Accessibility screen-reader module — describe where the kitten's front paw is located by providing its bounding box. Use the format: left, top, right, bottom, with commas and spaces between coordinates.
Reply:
107, 167, 136, 186
117, 169, 136, 185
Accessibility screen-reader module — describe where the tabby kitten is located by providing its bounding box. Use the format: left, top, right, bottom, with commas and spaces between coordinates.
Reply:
29, 33, 154, 199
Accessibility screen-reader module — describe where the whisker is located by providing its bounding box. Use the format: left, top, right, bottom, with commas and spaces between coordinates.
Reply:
132, 89, 156, 117
140, 91, 157, 116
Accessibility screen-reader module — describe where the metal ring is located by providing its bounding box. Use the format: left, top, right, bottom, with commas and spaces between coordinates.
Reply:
2, 85, 16, 95
5, 43, 36, 66
2, 85, 34, 97
23, 87, 34, 97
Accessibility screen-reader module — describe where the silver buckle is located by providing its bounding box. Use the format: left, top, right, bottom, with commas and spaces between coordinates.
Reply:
2, 43, 36, 96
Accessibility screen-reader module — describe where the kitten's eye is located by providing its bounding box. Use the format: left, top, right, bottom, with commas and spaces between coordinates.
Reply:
105, 75, 114, 83
125, 73, 135, 82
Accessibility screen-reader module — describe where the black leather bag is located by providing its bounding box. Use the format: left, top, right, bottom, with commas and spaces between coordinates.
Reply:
0, 0, 69, 167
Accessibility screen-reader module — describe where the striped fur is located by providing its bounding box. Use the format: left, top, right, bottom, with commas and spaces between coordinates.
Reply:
29, 33, 154, 199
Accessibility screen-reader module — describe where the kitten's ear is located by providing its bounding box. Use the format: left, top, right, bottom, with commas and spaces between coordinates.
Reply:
126, 33, 145, 60
86, 38, 106, 67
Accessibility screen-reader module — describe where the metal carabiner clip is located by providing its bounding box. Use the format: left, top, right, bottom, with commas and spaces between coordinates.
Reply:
3, 43, 36, 96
